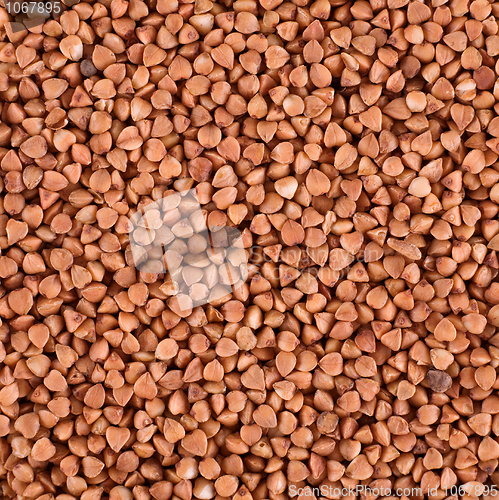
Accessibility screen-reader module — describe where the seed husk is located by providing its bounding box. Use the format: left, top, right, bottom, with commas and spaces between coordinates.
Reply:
427, 370, 453, 393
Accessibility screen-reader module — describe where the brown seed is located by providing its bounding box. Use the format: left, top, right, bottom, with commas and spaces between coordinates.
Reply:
253, 405, 278, 428
426, 370, 452, 393
182, 429, 208, 456
116, 451, 139, 472
31, 438, 56, 461
434, 318, 457, 342
134, 373, 158, 400
106, 427, 131, 452
20, 136, 47, 158
281, 220, 305, 246
265, 46, 290, 69
306, 169, 330, 196
84, 384, 106, 409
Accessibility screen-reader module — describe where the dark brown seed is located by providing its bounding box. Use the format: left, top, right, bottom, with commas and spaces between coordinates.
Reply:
426, 370, 453, 393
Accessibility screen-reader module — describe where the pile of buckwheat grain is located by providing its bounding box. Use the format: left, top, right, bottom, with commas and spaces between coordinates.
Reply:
1, 0, 499, 498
